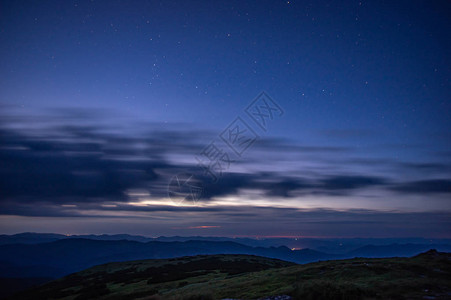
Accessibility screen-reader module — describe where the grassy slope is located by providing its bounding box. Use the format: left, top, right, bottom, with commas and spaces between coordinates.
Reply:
10, 250, 451, 300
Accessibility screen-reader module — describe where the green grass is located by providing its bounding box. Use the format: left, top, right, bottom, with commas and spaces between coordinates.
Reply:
10, 250, 451, 300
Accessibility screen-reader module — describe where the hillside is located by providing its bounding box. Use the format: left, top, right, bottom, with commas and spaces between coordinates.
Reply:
10, 250, 451, 300
0, 239, 334, 279
2, 237, 450, 280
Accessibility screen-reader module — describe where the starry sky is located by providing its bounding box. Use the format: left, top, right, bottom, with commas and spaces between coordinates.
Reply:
0, 0, 450, 238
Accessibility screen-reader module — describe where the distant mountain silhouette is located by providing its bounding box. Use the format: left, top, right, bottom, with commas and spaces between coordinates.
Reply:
2, 232, 450, 252
0, 237, 450, 280
346, 243, 451, 258
0, 239, 334, 278
0, 233, 65, 245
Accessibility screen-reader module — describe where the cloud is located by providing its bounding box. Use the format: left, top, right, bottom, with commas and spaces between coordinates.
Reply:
0, 127, 161, 202
254, 138, 351, 153
320, 175, 387, 190
1, 106, 450, 221
198, 173, 388, 199
319, 129, 376, 139
390, 179, 451, 194
1, 206, 450, 238
398, 162, 451, 173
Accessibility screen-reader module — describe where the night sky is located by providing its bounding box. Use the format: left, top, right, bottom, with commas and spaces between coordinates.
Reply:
1, 0, 450, 238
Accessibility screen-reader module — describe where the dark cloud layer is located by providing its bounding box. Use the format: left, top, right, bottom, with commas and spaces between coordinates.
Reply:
390, 179, 451, 194
0, 127, 161, 202
0, 109, 450, 219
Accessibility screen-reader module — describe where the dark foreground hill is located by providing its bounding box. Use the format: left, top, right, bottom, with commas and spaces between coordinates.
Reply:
10, 250, 451, 300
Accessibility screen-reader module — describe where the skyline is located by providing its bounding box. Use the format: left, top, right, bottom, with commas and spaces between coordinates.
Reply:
0, 0, 450, 238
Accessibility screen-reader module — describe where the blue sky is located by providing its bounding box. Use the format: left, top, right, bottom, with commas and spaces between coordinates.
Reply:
0, 0, 450, 237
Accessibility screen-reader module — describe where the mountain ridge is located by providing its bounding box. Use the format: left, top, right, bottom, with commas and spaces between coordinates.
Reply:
8, 251, 451, 300
1, 237, 450, 280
